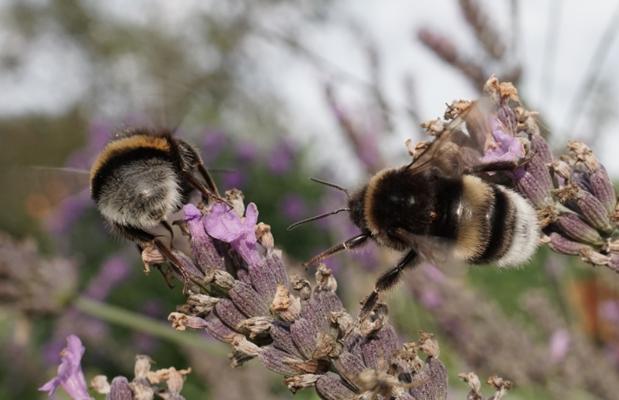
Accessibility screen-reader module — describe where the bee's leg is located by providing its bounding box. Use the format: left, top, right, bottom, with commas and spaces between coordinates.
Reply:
175, 138, 225, 201
112, 223, 190, 285
181, 171, 233, 208
196, 163, 220, 196
360, 249, 418, 318
136, 242, 172, 287
155, 264, 176, 289
464, 154, 534, 175
302, 233, 371, 268
152, 239, 192, 284
161, 220, 174, 241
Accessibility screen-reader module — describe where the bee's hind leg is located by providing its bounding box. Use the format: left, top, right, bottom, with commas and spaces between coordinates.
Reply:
112, 223, 191, 286
181, 170, 233, 208
360, 249, 419, 319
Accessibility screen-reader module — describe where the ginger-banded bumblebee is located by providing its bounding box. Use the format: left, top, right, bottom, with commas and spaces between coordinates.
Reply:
289, 100, 540, 314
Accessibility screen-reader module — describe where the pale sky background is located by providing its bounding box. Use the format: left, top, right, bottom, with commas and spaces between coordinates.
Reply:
1, 0, 619, 182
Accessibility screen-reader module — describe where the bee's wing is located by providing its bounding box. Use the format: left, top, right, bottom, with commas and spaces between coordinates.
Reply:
407, 98, 496, 177
0, 166, 90, 222
394, 228, 454, 265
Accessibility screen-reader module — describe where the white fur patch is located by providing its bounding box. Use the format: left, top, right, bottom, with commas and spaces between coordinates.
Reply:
99, 172, 182, 229
496, 188, 540, 267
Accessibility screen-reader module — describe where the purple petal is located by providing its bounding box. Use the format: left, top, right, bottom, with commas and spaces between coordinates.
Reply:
204, 203, 245, 242
481, 118, 524, 164
40, 335, 92, 400
243, 202, 259, 227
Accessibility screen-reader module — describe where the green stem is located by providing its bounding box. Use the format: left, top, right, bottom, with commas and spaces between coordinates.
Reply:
73, 296, 227, 357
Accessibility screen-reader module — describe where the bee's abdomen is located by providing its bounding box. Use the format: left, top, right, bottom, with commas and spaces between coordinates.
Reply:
455, 176, 539, 266
91, 146, 182, 229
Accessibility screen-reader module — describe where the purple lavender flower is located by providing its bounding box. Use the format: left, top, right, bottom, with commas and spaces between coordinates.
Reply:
203, 202, 261, 266
236, 141, 258, 163
221, 170, 245, 189
202, 130, 228, 159
280, 194, 307, 220
267, 139, 295, 175
548, 329, 571, 364
480, 116, 524, 164
84, 256, 130, 301
170, 194, 450, 399
39, 335, 92, 400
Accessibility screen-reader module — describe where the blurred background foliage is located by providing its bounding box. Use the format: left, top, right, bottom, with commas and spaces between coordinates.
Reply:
0, 0, 618, 399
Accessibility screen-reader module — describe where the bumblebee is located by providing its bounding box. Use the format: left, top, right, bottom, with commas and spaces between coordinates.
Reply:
290, 102, 540, 314
90, 128, 222, 279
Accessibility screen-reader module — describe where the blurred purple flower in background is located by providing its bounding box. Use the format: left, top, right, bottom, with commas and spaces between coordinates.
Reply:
66, 121, 112, 169
43, 256, 130, 364
202, 130, 228, 160
46, 192, 91, 236
222, 170, 245, 189
83, 256, 131, 301
280, 194, 307, 220
548, 329, 571, 364
267, 138, 295, 175
40, 335, 92, 400
236, 141, 258, 163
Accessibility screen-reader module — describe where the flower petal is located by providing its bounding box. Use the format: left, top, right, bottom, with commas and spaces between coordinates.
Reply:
203, 203, 245, 242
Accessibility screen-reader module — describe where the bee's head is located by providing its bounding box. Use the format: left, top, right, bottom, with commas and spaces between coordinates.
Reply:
348, 186, 368, 230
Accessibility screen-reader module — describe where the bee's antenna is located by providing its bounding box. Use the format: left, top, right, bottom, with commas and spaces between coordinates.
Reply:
287, 207, 350, 231
309, 177, 350, 199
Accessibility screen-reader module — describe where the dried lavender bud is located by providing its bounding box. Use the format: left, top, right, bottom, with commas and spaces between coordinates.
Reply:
255, 222, 275, 250
574, 189, 613, 233
579, 248, 611, 268
291, 276, 312, 300
459, 372, 482, 399
554, 213, 604, 246
284, 374, 320, 393
541, 233, 594, 256
108, 377, 133, 400
589, 166, 617, 215
315, 372, 357, 400
515, 169, 552, 208
90, 375, 110, 395
271, 284, 301, 321
235, 316, 272, 339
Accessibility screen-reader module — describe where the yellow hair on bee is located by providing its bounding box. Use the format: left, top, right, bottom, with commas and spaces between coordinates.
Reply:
364, 168, 392, 235
90, 135, 171, 182
454, 175, 493, 261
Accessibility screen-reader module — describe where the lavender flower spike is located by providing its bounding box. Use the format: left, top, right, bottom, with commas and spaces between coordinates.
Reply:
169, 191, 450, 399
39, 335, 92, 400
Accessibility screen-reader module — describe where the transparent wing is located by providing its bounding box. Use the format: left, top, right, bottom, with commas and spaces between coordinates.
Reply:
407, 98, 498, 177
0, 166, 90, 223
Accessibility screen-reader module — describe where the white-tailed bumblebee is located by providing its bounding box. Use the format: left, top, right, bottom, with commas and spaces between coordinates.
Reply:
289, 101, 540, 315
89, 128, 223, 281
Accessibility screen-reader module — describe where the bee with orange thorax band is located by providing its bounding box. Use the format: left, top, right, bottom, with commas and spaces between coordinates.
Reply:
90, 128, 225, 283
288, 103, 540, 316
